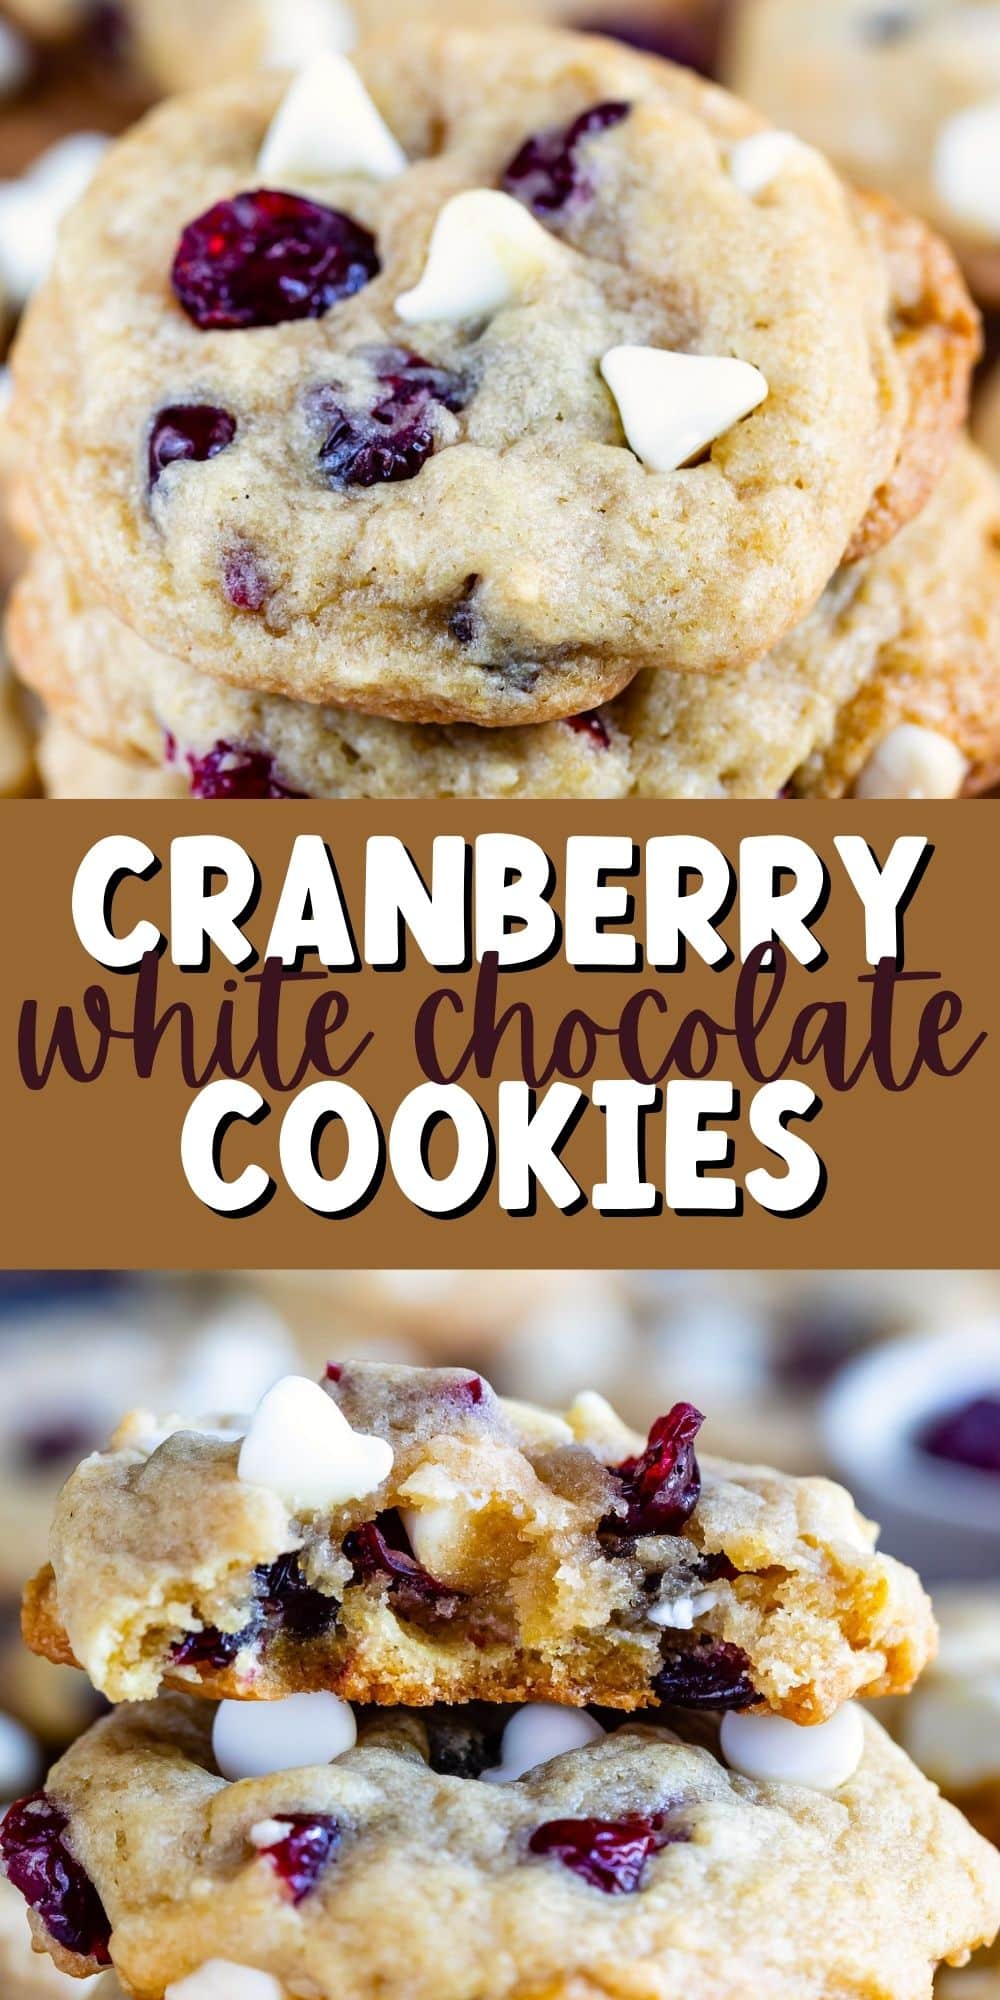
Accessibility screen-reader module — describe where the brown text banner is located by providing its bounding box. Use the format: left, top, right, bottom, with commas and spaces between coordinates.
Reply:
0, 800, 994, 1269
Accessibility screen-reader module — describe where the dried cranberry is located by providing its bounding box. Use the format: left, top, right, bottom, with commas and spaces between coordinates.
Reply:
449, 577, 480, 645
654, 1636, 757, 1710
172, 190, 379, 330
255, 1814, 341, 1903
148, 404, 236, 487
16, 1418, 97, 1470
325, 1363, 345, 1382
344, 1513, 464, 1622
567, 711, 610, 748
258, 1553, 339, 1641
312, 347, 467, 488
452, 1373, 485, 1407
606, 1403, 704, 1537
223, 548, 271, 612
528, 1813, 681, 1893
918, 1395, 1000, 1476
502, 101, 629, 219
171, 1555, 335, 1672
0, 1794, 112, 1964
171, 1613, 258, 1671
184, 742, 303, 800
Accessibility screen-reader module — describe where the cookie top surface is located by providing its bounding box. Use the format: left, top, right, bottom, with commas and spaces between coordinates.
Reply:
14, 441, 999, 800
12, 29, 910, 722
25, 1361, 936, 1719
727, 0, 1000, 299
3, 1696, 999, 1999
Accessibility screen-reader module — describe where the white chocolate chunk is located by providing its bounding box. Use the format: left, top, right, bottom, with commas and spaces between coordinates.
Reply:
0, 132, 107, 305
500, 1397, 574, 1446
238, 1375, 392, 1512
648, 1588, 719, 1631
905, 1680, 1000, 1789
482, 1703, 606, 1783
563, 1388, 638, 1461
854, 724, 968, 799
248, 1817, 294, 1849
934, 97, 1000, 238
0, 20, 30, 100
258, 52, 405, 189
398, 1459, 489, 1583
166, 1964, 285, 2000
261, 0, 357, 64
212, 1692, 357, 1781
600, 346, 768, 473
728, 130, 804, 196
720, 1703, 865, 1792
396, 190, 564, 324
0, 1709, 40, 1797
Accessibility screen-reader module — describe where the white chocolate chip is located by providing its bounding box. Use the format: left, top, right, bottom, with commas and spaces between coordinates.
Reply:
648, 1588, 719, 1631
0, 1710, 39, 1797
212, 1692, 357, 1781
481, 1703, 606, 1783
854, 724, 968, 799
238, 1376, 393, 1512
934, 97, 1000, 238
398, 1460, 487, 1583
563, 1389, 640, 1461
261, 0, 357, 64
0, 132, 107, 305
905, 1679, 1000, 1789
248, 1817, 294, 1849
396, 189, 564, 324
501, 1398, 574, 1447
166, 1964, 285, 2000
720, 1703, 865, 1792
728, 130, 804, 196
258, 52, 405, 189
0, 20, 31, 100
600, 346, 768, 473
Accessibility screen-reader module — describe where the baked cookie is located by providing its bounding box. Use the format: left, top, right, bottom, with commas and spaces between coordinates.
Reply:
36, 722, 186, 798
3, 1696, 999, 1998
726, 0, 1000, 306
894, 1590, 1000, 1849
120, 0, 726, 95
17, 441, 1000, 800
11, 32, 925, 724
24, 1361, 936, 1718
0, 1874, 102, 1998
0, 1291, 296, 1598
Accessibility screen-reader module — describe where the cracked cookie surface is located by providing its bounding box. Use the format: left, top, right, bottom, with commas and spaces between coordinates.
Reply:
24, 1362, 936, 1720
16, 443, 1000, 800
11, 30, 920, 723
2, 1697, 999, 1999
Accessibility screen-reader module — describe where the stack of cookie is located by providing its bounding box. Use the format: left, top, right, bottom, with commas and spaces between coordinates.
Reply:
5, 22, 998, 801
1, 1359, 999, 1997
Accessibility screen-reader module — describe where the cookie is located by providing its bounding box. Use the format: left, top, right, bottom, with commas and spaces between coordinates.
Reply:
24, 1361, 936, 1719
17, 441, 999, 800
36, 722, 186, 798
11, 32, 920, 724
121, 0, 726, 95
0, 1875, 97, 1998
3, 1695, 999, 1998
726, 0, 1000, 306
893, 1589, 1000, 1850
